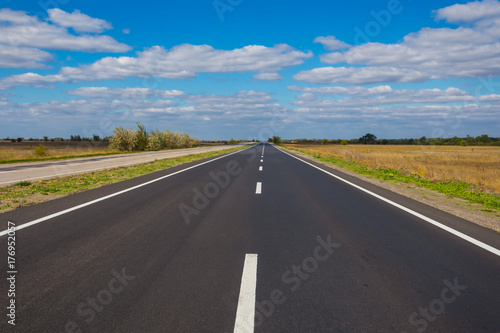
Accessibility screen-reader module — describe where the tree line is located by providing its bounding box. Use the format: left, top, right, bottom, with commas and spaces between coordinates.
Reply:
288, 133, 499, 146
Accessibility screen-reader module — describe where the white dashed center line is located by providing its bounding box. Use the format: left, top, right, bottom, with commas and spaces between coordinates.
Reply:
255, 182, 262, 194
259, 166, 263, 171
233, 253, 258, 333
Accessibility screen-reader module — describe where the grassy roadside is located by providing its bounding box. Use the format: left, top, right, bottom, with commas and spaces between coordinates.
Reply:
0, 151, 131, 164
283, 146, 500, 213
0, 146, 247, 212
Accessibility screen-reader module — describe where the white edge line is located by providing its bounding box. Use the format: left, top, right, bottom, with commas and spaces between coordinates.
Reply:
255, 182, 262, 194
276, 146, 500, 257
234, 253, 258, 333
0, 146, 253, 237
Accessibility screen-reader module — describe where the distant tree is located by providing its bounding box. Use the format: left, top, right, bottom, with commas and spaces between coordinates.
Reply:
459, 140, 467, 146
359, 133, 377, 144
381, 139, 389, 145
478, 134, 490, 145
341, 140, 348, 145
92, 134, 100, 142
10, 138, 15, 142
321, 138, 328, 145
43, 136, 48, 142
450, 136, 461, 145
271, 136, 281, 144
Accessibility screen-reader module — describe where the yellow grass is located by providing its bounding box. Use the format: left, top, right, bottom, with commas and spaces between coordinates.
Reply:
0, 141, 115, 161
284, 144, 500, 194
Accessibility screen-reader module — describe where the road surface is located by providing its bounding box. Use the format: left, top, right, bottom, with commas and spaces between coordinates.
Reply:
0, 144, 246, 187
1, 143, 499, 332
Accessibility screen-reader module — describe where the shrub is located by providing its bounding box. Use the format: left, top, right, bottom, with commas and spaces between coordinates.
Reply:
341, 140, 348, 145
147, 129, 166, 151
34, 144, 48, 157
109, 127, 137, 151
136, 122, 149, 151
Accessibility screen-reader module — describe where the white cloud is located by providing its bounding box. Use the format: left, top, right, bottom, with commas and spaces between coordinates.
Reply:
0, 73, 68, 90
434, 0, 500, 23
0, 9, 130, 53
47, 8, 112, 33
65, 87, 184, 99
293, 67, 436, 85
311, 0, 500, 83
0, 90, 290, 125
290, 87, 481, 108
313, 36, 350, 51
253, 72, 283, 81
0, 45, 53, 68
0, 43, 311, 88
60, 44, 312, 80
288, 85, 393, 96
122, 28, 130, 34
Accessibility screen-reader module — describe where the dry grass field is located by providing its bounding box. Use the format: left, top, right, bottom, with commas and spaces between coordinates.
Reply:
0, 141, 114, 161
284, 144, 500, 194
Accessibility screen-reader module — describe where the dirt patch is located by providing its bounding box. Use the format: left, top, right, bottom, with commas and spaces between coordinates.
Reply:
287, 148, 500, 233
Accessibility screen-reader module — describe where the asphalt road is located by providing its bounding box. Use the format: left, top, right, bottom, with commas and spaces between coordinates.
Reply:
0, 144, 245, 187
1, 143, 499, 332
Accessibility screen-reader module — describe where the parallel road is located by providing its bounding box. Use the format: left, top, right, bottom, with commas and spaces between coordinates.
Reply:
0, 144, 245, 187
1, 143, 499, 332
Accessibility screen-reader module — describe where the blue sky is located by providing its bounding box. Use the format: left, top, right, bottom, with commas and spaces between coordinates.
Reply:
0, 0, 499, 140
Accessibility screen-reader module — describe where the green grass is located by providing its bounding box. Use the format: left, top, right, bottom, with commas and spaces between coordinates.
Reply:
285, 147, 500, 212
0, 146, 247, 212
0, 151, 135, 164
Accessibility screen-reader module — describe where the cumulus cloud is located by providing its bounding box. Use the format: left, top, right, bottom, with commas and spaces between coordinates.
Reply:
0, 43, 311, 87
290, 86, 484, 108
434, 0, 500, 23
0, 45, 53, 68
0, 9, 130, 54
0, 90, 290, 124
309, 0, 500, 84
288, 85, 393, 96
65, 87, 184, 99
59, 44, 312, 80
313, 36, 350, 51
47, 8, 112, 33
0, 73, 68, 90
253, 72, 283, 81
293, 67, 436, 85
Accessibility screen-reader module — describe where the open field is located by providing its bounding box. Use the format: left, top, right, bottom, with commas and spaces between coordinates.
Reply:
0, 141, 224, 163
284, 144, 500, 194
0, 141, 114, 161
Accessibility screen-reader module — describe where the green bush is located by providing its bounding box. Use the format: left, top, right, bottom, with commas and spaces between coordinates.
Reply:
111, 126, 198, 151
109, 127, 137, 151
34, 144, 48, 157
